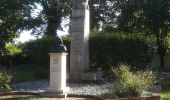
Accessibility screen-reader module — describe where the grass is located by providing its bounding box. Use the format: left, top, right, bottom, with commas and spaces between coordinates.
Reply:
13, 70, 37, 83
12, 65, 48, 83
161, 91, 170, 100
160, 77, 170, 100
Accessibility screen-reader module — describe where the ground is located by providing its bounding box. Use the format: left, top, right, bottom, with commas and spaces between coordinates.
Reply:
0, 95, 95, 100
160, 76, 170, 100
1, 66, 170, 100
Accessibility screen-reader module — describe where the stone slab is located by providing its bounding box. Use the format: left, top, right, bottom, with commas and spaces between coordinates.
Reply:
41, 87, 70, 98
81, 73, 98, 81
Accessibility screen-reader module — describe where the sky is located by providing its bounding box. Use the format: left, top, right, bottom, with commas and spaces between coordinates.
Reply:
14, 19, 69, 43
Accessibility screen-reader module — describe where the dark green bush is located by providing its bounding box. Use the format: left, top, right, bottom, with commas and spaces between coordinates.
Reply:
22, 35, 70, 67
21, 35, 71, 78
1, 44, 24, 68
0, 72, 13, 92
89, 31, 155, 71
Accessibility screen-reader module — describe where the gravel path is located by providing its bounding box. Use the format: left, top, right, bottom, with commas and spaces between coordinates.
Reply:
14, 80, 113, 96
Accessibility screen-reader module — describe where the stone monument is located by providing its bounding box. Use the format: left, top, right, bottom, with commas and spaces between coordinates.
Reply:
70, 0, 90, 80
41, 37, 69, 98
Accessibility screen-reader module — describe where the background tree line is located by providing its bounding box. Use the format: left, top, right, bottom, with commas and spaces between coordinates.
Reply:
0, 0, 170, 69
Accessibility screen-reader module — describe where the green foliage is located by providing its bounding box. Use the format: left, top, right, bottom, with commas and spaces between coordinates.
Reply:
114, 0, 170, 67
1, 44, 23, 66
90, 31, 155, 71
22, 36, 56, 67
23, 0, 72, 36
0, 72, 13, 92
0, 0, 35, 57
160, 77, 170, 100
21, 35, 70, 78
113, 65, 156, 98
161, 91, 170, 100
89, 0, 117, 30
22, 35, 70, 67
5, 44, 22, 56
160, 77, 170, 90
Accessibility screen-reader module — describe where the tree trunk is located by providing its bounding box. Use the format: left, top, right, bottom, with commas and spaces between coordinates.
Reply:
46, 17, 58, 36
156, 29, 166, 68
160, 54, 164, 69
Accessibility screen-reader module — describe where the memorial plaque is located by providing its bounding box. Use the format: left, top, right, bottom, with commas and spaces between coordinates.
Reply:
53, 58, 59, 64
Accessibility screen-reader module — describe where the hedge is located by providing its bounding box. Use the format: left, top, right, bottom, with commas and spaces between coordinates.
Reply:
89, 31, 156, 71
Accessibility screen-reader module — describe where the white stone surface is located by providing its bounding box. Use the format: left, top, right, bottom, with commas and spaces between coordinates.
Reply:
70, 0, 90, 80
48, 53, 69, 95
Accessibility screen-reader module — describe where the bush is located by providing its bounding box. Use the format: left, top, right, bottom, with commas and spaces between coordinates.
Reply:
89, 31, 155, 71
20, 35, 71, 78
113, 65, 156, 98
1, 43, 22, 66
0, 72, 13, 92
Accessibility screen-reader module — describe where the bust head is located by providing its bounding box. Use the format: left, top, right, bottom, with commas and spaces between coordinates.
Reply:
73, 0, 89, 9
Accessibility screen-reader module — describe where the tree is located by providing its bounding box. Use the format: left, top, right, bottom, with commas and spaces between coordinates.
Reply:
0, 0, 35, 57
114, 0, 170, 68
0, 0, 71, 56
22, 0, 71, 36
89, 0, 117, 31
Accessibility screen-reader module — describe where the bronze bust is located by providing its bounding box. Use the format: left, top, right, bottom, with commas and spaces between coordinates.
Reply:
73, 0, 89, 9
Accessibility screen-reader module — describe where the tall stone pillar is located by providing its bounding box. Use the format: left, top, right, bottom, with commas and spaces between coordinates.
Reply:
70, 0, 90, 80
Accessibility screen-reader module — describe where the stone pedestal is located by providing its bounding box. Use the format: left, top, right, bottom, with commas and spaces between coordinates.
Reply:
43, 53, 69, 97
70, 0, 90, 81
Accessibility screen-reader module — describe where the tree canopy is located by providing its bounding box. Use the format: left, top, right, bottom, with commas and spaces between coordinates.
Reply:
115, 0, 170, 67
0, 0, 35, 56
23, 0, 72, 36
0, 0, 71, 56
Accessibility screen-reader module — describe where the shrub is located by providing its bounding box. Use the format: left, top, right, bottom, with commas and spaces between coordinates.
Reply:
113, 65, 156, 98
22, 35, 70, 67
20, 35, 71, 78
89, 31, 156, 71
0, 72, 13, 92
1, 43, 22, 66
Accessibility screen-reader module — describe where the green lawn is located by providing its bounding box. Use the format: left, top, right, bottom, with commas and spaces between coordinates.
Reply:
161, 91, 170, 100
13, 70, 37, 83
13, 66, 48, 83
161, 77, 170, 100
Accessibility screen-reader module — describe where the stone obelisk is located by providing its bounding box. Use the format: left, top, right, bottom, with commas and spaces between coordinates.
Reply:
70, 0, 90, 80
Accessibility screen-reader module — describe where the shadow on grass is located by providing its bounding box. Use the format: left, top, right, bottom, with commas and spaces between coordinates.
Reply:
13, 66, 48, 83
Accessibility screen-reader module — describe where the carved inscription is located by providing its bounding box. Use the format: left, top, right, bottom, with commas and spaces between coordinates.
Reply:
53, 58, 59, 64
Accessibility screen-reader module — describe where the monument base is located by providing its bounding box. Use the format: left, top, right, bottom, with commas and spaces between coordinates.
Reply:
81, 72, 98, 81
40, 87, 70, 98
